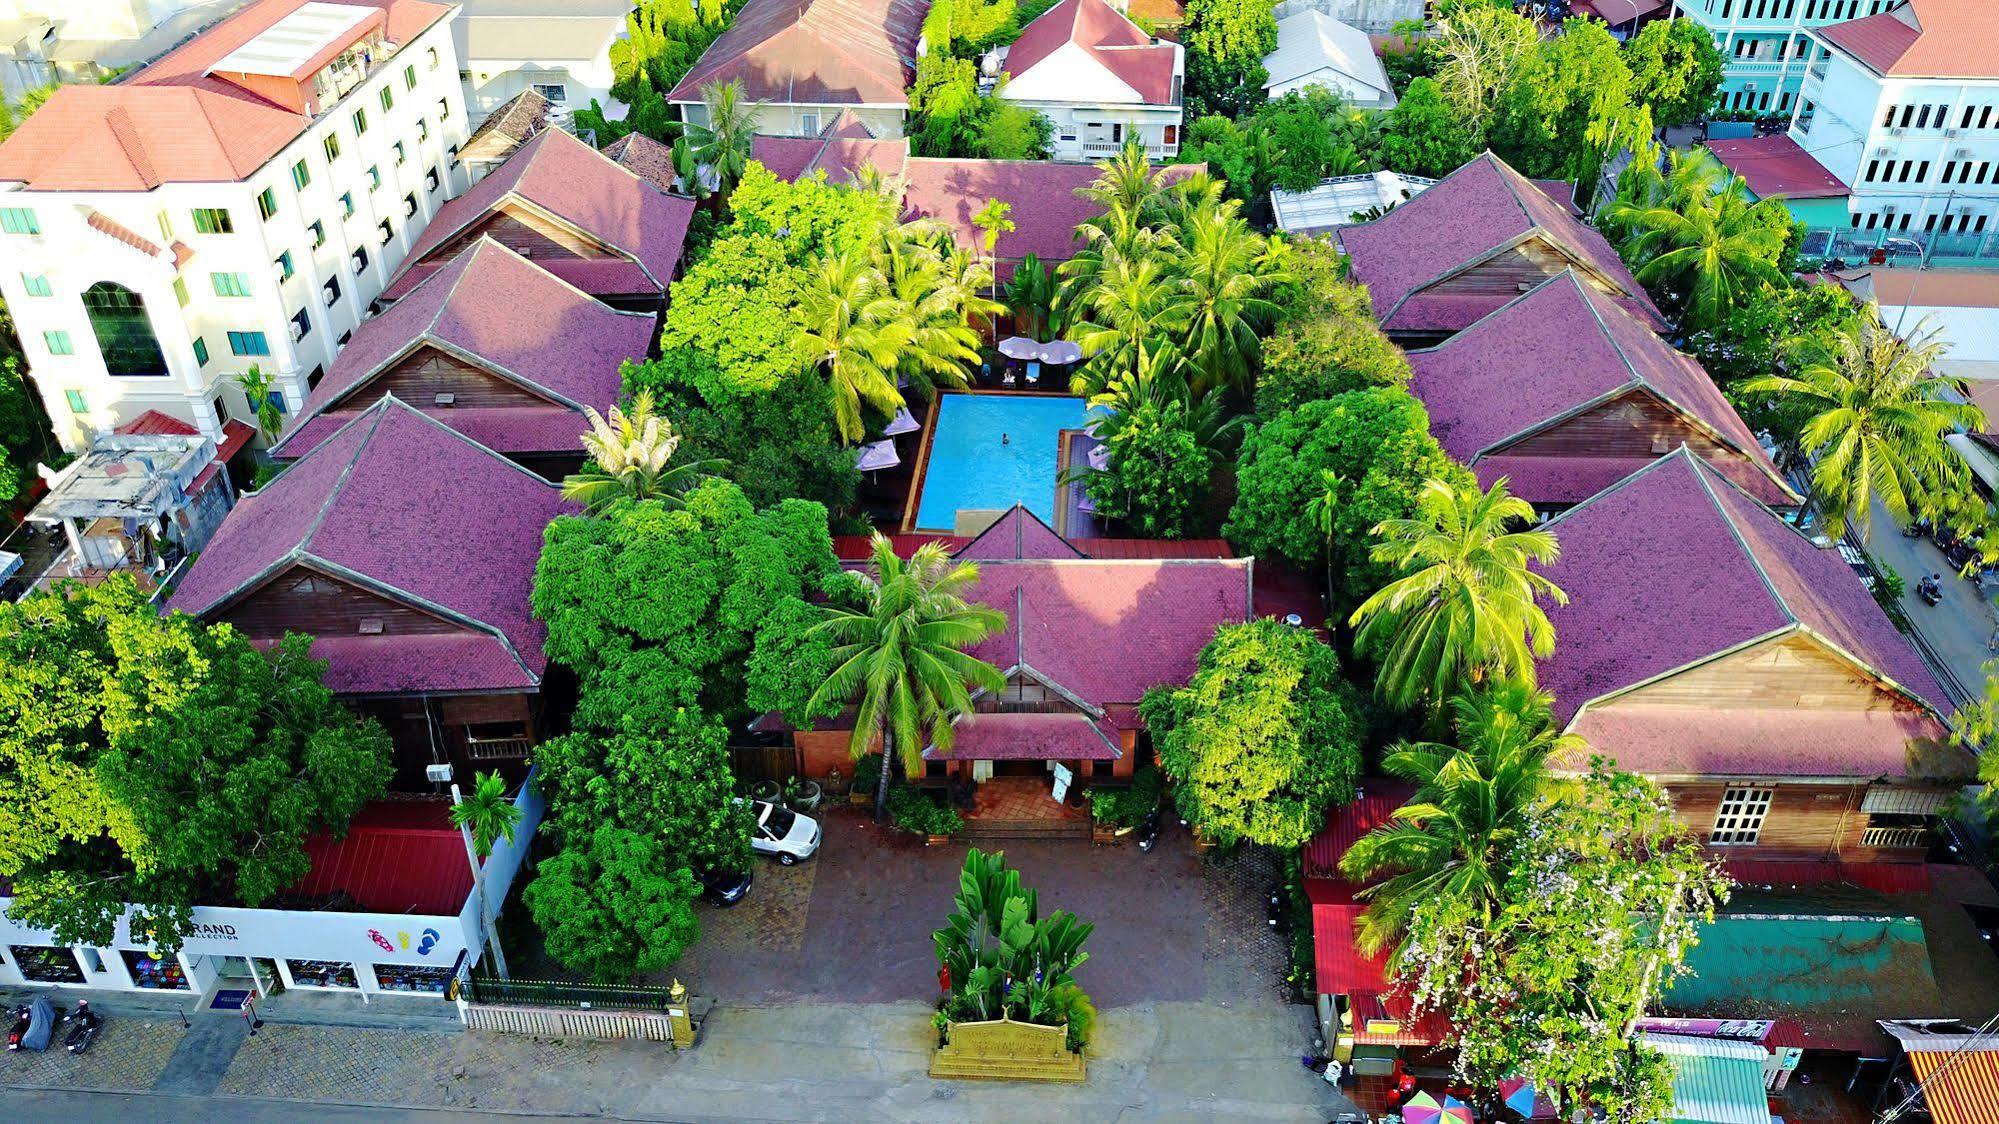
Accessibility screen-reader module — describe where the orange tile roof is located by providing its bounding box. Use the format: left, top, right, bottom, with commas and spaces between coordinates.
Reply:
1817, 0, 1999, 79
0, 0, 450, 192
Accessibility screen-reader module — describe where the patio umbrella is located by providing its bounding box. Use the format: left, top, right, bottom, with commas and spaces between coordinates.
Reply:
855, 439, 900, 472
1086, 443, 1110, 471
1499, 1076, 1554, 1118
997, 335, 1041, 360
883, 406, 920, 436
1439, 1096, 1475, 1124
1037, 339, 1083, 365
1399, 1091, 1442, 1124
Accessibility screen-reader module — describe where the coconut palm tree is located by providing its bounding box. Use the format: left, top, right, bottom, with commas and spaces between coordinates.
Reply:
1611, 167, 1789, 330
684, 79, 763, 203
1304, 469, 1342, 604
880, 227, 999, 398
1078, 140, 1174, 233
561, 390, 721, 514
1340, 683, 1575, 959
970, 197, 1015, 304
796, 251, 910, 444
236, 365, 284, 442
1744, 306, 1985, 540
804, 536, 1007, 819
1350, 476, 1567, 711
1004, 254, 1058, 340
1063, 247, 1184, 397
1171, 204, 1292, 399
450, 770, 523, 977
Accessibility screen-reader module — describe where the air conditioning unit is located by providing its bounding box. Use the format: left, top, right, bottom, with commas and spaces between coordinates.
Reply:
1873, 146, 1893, 156
1954, 148, 1971, 159
289, 321, 306, 342
1883, 204, 1899, 215
1887, 126, 1906, 136
1946, 128, 1961, 137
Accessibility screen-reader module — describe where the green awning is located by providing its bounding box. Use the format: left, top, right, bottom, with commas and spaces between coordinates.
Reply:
1643, 1034, 1771, 1124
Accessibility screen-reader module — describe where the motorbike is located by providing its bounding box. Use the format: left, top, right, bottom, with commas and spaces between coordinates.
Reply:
1919, 576, 1944, 606
17, 996, 58, 1052
62, 1000, 102, 1054
3, 1004, 30, 1051
1135, 807, 1162, 852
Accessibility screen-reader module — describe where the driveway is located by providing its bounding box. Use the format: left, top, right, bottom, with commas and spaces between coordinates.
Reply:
666, 806, 1288, 1011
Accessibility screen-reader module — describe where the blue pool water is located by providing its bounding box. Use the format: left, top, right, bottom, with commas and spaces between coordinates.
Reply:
913, 394, 1095, 531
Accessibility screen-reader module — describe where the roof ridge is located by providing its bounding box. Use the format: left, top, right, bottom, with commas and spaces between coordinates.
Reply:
1683, 446, 1799, 627
1407, 270, 1569, 353
297, 395, 394, 559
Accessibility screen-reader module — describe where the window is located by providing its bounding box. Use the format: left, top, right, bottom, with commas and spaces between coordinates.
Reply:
267, 389, 287, 413
1708, 786, 1774, 846
367, 165, 382, 191
352, 246, 368, 273
290, 309, 310, 342
191, 207, 233, 234
291, 159, 311, 190
323, 275, 341, 306
173, 277, 189, 306
20, 273, 51, 297
323, 133, 341, 162
797, 110, 818, 136
378, 85, 393, 112
84, 282, 167, 376
275, 250, 295, 282
258, 187, 279, 220
447, 142, 460, 167
1866, 159, 1880, 182
437, 97, 449, 121
44, 329, 73, 355
393, 140, 406, 165
309, 219, 326, 248
212, 396, 228, 427
227, 330, 270, 357
64, 389, 86, 414
340, 192, 355, 218
427, 45, 438, 70
1, 206, 40, 234
156, 210, 173, 242
404, 63, 417, 90
417, 118, 429, 141
402, 192, 417, 218
425, 166, 439, 192
211, 271, 253, 298
377, 218, 393, 245
352, 107, 368, 135
192, 336, 209, 366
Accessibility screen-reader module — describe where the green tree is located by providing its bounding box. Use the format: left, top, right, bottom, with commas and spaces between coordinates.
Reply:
1378, 77, 1476, 178
523, 824, 700, 982
746, 594, 843, 729
1396, 764, 1730, 1119
1141, 618, 1363, 848
971, 197, 1015, 303
1340, 684, 1572, 955
1622, 16, 1726, 129
685, 79, 763, 204
1084, 397, 1216, 539
803, 536, 1007, 817
1609, 158, 1790, 330
562, 390, 722, 514
451, 770, 520, 977
534, 710, 754, 876
1173, 202, 1290, 398
0, 577, 391, 951
1949, 665, 1999, 827
1432, 4, 1537, 145
1487, 16, 1631, 183
1182, 0, 1279, 118
1743, 308, 1984, 540
0, 356, 56, 504
796, 251, 912, 443
1349, 476, 1566, 711
1257, 271, 1412, 416
236, 365, 284, 442
1226, 389, 1470, 606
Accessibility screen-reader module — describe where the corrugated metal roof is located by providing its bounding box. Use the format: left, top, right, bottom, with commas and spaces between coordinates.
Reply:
1642, 1033, 1772, 1124
1909, 1049, 1999, 1124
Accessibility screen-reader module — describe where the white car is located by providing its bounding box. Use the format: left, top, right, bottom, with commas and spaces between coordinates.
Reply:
748, 799, 820, 865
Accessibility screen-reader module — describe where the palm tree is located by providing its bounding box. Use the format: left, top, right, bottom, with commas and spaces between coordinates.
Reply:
561, 390, 721, 514
1078, 140, 1174, 233
1171, 203, 1292, 399
1340, 684, 1575, 958
797, 251, 912, 444
1063, 246, 1183, 397
1744, 307, 1985, 540
684, 79, 762, 204
1004, 254, 1057, 340
970, 197, 1015, 304
1304, 469, 1342, 604
236, 365, 284, 442
879, 228, 999, 399
1610, 165, 1788, 329
1350, 476, 1567, 711
804, 536, 1007, 818
450, 770, 523, 978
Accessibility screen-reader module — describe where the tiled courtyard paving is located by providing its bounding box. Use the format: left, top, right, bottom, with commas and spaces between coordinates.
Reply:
0, 1015, 182, 1091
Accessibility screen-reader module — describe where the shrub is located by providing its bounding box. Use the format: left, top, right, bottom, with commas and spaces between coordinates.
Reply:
1086, 766, 1164, 828
888, 784, 962, 837
1049, 983, 1096, 1052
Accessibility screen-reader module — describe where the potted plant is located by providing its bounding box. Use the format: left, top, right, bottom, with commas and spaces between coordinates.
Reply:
889, 785, 960, 843
750, 779, 781, 802
787, 777, 823, 812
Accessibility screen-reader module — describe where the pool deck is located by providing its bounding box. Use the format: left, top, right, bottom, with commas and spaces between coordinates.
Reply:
1056, 429, 1105, 539
899, 388, 1092, 535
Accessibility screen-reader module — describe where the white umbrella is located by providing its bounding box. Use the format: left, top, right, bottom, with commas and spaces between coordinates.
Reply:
855, 439, 900, 472
883, 407, 920, 436
1037, 339, 1083, 365
1086, 443, 1110, 471
997, 336, 1041, 360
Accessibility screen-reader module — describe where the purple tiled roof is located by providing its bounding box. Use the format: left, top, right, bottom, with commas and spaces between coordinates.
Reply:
1539, 449, 1948, 729
1337, 152, 1665, 334
923, 711, 1122, 760
1408, 272, 1794, 505
385, 128, 693, 302
170, 399, 567, 695
666, 0, 928, 104
1566, 705, 1955, 781
957, 506, 1084, 560
276, 239, 648, 459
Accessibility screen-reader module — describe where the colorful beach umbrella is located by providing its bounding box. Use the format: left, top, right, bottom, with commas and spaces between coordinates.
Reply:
1400, 1091, 1442, 1124
1439, 1095, 1475, 1123
1499, 1075, 1556, 1118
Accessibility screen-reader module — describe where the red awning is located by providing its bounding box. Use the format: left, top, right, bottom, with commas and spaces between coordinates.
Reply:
291, 801, 473, 915
1350, 990, 1451, 1047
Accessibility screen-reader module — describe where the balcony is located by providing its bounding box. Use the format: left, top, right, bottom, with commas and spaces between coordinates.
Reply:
466, 733, 534, 760
1862, 825, 1928, 849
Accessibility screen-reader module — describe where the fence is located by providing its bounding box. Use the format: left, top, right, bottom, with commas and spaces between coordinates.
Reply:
1804, 227, 1999, 267
462, 1003, 682, 1043
461, 973, 681, 1012
729, 743, 799, 787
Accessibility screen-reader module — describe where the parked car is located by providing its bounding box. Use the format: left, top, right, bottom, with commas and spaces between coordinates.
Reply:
747, 798, 820, 865
697, 866, 753, 905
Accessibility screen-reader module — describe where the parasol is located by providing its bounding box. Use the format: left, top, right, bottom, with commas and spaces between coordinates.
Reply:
1037, 339, 1083, 365
1400, 1091, 1441, 1124
1500, 1075, 1555, 1118
1086, 443, 1110, 471
883, 406, 920, 436
997, 336, 1041, 360
855, 439, 900, 472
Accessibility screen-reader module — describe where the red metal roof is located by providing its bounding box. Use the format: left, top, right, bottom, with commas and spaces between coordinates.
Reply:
1706, 134, 1850, 200
117, 410, 200, 437
1818, 0, 1999, 80
1722, 858, 1932, 895
292, 801, 472, 915
1350, 990, 1451, 1047
1300, 782, 1415, 880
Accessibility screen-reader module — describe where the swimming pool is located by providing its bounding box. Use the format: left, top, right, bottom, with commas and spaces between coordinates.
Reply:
911, 394, 1096, 532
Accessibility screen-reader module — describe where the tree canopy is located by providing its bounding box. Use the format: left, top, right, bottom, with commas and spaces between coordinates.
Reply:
1182, 0, 1279, 119
522, 824, 701, 983
1142, 618, 1364, 848
0, 577, 391, 951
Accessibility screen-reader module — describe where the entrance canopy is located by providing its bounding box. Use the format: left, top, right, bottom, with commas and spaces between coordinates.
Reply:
1642, 1034, 1773, 1124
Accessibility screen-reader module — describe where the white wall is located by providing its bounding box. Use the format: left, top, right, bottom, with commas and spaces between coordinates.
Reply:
678, 99, 908, 140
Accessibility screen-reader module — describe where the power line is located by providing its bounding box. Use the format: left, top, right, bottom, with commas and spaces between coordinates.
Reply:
1877, 1011, 1999, 1123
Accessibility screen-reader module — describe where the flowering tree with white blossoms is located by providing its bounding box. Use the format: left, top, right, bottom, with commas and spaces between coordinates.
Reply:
1394, 762, 1731, 1122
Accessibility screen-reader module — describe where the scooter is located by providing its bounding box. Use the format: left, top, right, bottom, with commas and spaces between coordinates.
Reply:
1919, 576, 1944, 606
1135, 807, 1162, 852
62, 1000, 102, 1054
3, 1004, 31, 1051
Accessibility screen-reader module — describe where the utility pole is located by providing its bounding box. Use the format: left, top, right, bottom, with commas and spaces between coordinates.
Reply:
450, 782, 509, 979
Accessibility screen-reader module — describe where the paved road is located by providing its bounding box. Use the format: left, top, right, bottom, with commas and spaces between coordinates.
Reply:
1853, 498, 1998, 704
0, 1089, 533, 1123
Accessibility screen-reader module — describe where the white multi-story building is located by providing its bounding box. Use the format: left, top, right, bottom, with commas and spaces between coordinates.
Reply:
1671, 0, 1907, 116
1785, 0, 1999, 254
0, 0, 246, 98
450, 0, 627, 125
996, 0, 1184, 163
0, 0, 472, 452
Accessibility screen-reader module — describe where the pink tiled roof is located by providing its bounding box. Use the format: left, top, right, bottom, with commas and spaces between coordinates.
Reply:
1539, 450, 1948, 732
667, 0, 928, 105
1567, 705, 1952, 780
1005, 0, 1179, 104
1337, 152, 1666, 334
956, 506, 1085, 560
602, 132, 679, 194
1706, 134, 1850, 200
276, 238, 647, 458
386, 128, 694, 301
0, 0, 449, 191
1407, 272, 1794, 505
923, 711, 1121, 760
1469, 454, 1660, 506
116, 409, 201, 437
169, 398, 567, 695
1817, 0, 1999, 79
